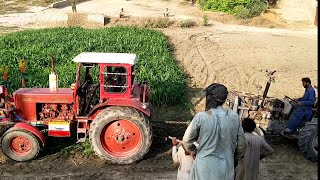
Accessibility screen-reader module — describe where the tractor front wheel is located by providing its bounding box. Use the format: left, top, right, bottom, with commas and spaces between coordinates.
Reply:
1, 128, 41, 162
298, 118, 318, 162
90, 106, 152, 164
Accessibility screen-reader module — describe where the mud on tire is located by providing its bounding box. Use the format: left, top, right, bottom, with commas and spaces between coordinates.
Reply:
89, 106, 152, 164
1, 128, 41, 162
298, 118, 318, 162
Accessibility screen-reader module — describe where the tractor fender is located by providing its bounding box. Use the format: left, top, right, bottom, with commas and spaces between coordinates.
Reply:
88, 99, 151, 120
13, 123, 46, 147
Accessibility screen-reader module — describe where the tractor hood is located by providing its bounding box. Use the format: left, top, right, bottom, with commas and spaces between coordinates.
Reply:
13, 88, 74, 104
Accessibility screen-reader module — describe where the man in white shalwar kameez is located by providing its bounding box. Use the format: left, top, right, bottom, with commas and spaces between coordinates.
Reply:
171, 137, 194, 180
183, 83, 247, 180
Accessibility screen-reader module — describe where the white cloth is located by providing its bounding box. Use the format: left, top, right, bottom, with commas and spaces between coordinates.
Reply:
281, 99, 292, 115
172, 145, 194, 180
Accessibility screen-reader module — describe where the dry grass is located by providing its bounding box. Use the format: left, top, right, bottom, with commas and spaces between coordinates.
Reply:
107, 16, 199, 29
0, 0, 60, 14
179, 19, 197, 28
0, 25, 20, 35
67, 13, 105, 27
141, 17, 175, 28
67, 13, 88, 26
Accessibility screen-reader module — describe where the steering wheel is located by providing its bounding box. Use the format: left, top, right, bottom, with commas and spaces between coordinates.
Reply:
284, 95, 298, 103
77, 79, 93, 96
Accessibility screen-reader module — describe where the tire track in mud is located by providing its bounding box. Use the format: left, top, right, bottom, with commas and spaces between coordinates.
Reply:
186, 32, 251, 88
184, 32, 217, 88
166, 30, 269, 111
204, 33, 249, 89
181, 31, 252, 109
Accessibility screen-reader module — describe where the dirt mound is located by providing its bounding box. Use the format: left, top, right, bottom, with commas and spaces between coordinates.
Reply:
248, 11, 287, 28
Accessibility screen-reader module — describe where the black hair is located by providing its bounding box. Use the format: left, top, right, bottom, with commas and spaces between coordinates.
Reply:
301, 77, 311, 84
204, 83, 228, 111
242, 117, 256, 133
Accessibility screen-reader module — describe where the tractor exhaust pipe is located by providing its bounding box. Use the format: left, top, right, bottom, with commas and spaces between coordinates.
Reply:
2, 66, 9, 109
49, 55, 58, 92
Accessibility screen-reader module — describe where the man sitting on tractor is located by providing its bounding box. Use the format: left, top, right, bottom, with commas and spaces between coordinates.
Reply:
284, 77, 316, 134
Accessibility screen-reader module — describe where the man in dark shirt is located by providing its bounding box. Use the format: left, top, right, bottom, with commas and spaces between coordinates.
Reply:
284, 77, 316, 134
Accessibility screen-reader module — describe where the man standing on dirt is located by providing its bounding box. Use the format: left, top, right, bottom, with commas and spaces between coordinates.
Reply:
70, 0, 77, 13
120, 8, 125, 18
284, 77, 316, 134
163, 8, 169, 17
182, 83, 247, 180
235, 118, 274, 180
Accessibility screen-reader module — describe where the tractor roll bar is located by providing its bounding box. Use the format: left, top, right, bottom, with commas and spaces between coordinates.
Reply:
103, 85, 127, 88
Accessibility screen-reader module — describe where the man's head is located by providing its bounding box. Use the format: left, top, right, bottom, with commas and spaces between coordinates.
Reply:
204, 83, 228, 111
301, 77, 312, 89
242, 117, 256, 133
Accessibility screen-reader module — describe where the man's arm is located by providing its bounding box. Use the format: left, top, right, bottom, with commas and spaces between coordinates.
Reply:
299, 89, 316, 106
260, 139, 274, 160
182, 113, 201, 154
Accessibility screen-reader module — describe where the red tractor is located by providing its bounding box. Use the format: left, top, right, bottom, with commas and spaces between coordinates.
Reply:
0, 52, 152, 164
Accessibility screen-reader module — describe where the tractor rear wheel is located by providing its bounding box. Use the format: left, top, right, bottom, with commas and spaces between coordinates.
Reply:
1, 128, 41, 162
90, 106, 152, 164
298, 118, 318, 162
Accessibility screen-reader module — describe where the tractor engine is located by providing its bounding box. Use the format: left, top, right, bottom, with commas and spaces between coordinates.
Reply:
13, 88, 75, 137
38, 103, 75, 137
39, 103, 75, 121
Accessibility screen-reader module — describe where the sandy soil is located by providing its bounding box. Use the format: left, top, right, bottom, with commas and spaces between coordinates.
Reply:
0, 0, 318, 179
162, 27, 317, 112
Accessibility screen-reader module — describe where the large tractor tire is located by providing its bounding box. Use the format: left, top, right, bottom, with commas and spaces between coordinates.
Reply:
90, 106, 152, 164
1, 128, 41, 162
298, 118, 318, 162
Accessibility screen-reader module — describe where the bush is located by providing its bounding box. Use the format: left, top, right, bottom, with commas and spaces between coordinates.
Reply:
142, 17, 173, 28
202, 15, 209, 26
201, 0, 268, 19
179, 19, 197, 28
233, 5, 251, 19
0, 26, 187, 107
250, 1, 268, 16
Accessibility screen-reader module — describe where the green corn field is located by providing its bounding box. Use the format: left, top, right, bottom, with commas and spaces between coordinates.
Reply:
0, 26, 187, 107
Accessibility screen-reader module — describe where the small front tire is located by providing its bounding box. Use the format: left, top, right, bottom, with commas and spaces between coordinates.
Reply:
1, 128, 41, 162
